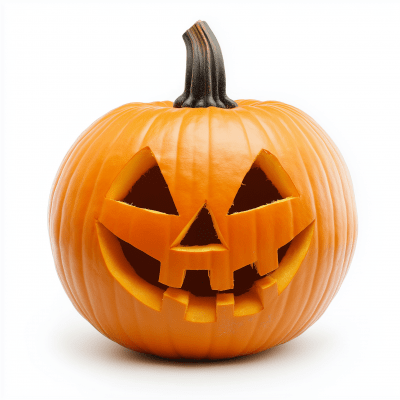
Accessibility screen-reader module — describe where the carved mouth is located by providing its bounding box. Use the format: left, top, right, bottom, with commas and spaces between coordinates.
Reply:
118, 237, 292, 297
96, 221, 314, 322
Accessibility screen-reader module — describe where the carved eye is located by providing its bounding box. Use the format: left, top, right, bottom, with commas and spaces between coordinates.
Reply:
228, 167, 283, 214
106, 147, 179, 215
122, 164, 178, 215
228, 150, 299, 215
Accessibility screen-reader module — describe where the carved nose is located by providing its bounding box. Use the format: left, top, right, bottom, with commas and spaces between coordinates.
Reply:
161, 204, 230, 290
180, 205, 221, 247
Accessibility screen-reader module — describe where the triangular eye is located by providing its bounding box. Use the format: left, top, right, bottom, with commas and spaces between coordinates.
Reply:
106, 147, 179, 215
228, 167, 282, 214
228, 150, 299, 215
122, 164, 178, 215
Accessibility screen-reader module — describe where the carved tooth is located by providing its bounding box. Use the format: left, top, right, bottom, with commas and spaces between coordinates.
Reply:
254, 276, 278, 306
185, 295, 216, 323
162, 288, 189, 320
159, 261, 186, 288
255, 248, 279, 276
216, 293, 235, 320
209, 266, 234, 291
208, 249, 232, 290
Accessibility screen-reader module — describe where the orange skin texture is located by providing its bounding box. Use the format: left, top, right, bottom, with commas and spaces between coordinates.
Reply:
49, 100, 357, 359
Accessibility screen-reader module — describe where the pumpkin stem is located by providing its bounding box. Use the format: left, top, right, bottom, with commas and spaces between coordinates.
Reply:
173, 21, 237, 109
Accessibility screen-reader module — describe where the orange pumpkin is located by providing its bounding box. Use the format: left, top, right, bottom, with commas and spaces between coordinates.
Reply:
49, 21, 357, 359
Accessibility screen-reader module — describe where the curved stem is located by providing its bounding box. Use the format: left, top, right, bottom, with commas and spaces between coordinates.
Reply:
173, 21, 237, 109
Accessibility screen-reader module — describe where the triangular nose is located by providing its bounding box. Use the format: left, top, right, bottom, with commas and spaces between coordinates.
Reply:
180, 205, 221, 246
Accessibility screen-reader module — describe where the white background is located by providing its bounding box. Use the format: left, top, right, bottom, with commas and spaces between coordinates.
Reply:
1, 1, 400, 399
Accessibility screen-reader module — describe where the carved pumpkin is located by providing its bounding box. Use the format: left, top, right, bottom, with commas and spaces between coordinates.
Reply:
49, 21, 357, 359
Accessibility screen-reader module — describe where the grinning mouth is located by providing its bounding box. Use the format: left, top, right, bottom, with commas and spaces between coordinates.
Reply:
118, 237, 292, 297
96, 220, 314, 321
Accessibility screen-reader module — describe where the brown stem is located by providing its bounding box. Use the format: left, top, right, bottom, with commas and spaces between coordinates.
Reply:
173, 21, 237, 109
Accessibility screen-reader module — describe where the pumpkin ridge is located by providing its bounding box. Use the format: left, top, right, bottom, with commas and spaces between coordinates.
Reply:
274, 116, 329, 342
78, 110, 147, 334
53, 108, 138, 326
284, 109, 348, 318
49, 105, 135, 223
269, 111, 340, 344
77, 108, 151, 327
285, 104, 357, 291
250, 108, 319, 346
280, 106, 355, 331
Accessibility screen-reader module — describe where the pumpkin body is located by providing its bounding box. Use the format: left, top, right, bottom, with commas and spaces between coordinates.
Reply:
49, 100, 357, 359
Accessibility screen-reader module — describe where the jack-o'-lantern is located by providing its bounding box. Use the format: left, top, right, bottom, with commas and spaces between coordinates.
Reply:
49, 21, 357, 359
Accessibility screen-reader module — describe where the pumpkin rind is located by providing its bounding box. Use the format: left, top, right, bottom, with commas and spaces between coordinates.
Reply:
49, 100, 357, 359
